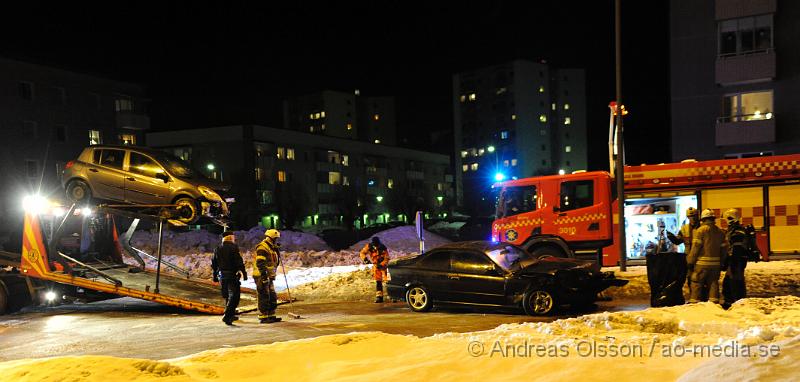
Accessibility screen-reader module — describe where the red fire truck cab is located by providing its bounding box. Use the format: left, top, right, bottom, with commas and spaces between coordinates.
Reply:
492, 154, 800, 267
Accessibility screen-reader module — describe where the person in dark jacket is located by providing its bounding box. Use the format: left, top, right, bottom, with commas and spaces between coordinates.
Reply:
721, 209, 760, 308
211, 231, 247, 325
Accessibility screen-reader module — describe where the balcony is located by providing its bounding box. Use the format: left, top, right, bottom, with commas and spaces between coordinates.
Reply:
115, 111, 150, 131
715, 115, 775, 146
715, 0, 775, 20
716, 50, 776, 85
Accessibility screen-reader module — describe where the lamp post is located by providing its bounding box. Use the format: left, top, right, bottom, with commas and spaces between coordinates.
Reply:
614, 0, 627, 271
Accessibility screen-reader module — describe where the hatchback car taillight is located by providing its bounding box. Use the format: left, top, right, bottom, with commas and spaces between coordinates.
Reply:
64, 161, 75, 170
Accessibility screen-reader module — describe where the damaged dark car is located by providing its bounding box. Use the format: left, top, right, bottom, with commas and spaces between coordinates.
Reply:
386, 241, 628, 315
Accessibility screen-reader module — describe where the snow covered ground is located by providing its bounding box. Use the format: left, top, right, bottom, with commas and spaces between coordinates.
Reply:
240, 264, 369, 292
1, 296, 797, 381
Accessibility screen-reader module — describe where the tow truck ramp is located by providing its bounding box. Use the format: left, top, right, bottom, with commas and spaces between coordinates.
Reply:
16, 204, 256, 314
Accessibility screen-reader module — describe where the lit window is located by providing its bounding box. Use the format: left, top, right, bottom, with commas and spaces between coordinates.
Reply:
511, 159, 518, 166
564, 103, 570, 110
462, 164, 468, 172
539, 115, 547, 123
342, 155, 349, 166
343, 176, 350, 186
538, 86, 545, 93
309, 113, 314, 120
328, 171, 341, 185
511, 114, 516, 120
503, 160, 509, 167
460, 150, 468, 158
277, 171, 287, 182
468, 93, 477, 101
460, 95, 466, 102
315, 112, 321, 119
470, 163, 479, 171
374, 114, 380, 121
347, 123, 353, 130
470, 148, 478, 157
119, 134, 136, 145
496, 87, 507, 95
287, 148, 296, 160
437, 182, 443, 191
374, 139, 381, 144
89, 130, 102, 145
321, 124, 326, 130
565, 146, 572, 153
724, 91, 773, 121
564, 117, 571, 125
321, 111, 326, 118
309, 126, 315, 132
540, 130, 547, 136
478, 148, 485, 156
368, 179, 376, 186
277, 147, 285, 159
551, 103, 556, 111
255, 167, 264, 181
388, 178, 394, 189
500, 131, 509, 140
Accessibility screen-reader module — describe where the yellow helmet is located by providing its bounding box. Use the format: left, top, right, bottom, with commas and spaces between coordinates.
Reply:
265, 229, 281, 239
723, 208, 740, 224
700, 208, 716, 220
686, 207, 698, 218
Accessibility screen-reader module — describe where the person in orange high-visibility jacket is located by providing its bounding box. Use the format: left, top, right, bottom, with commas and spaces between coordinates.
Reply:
360, 236, 390, 303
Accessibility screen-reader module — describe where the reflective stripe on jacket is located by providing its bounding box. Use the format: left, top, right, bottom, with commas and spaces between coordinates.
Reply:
252, 239, 279, 278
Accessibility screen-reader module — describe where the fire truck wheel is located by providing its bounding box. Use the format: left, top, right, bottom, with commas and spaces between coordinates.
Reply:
531, 246, 566, 259
523, 288, 557, 316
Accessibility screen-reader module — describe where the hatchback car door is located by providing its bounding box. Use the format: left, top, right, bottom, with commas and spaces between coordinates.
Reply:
87, 148, 127, 201
124, 151, 171, 204
448, 250, 507, 305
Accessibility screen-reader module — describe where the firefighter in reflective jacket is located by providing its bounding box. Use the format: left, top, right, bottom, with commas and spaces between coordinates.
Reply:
722, 209, 760, 308
253, 229, 282, 323
360, 236, 390, 303
687, 209, 728, 304
667, 207, 700, 294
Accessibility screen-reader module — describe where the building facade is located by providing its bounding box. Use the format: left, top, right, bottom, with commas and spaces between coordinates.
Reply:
453, 60, 587, 215
671, 0, 800, 161
282, 90, 397, 146
0, 57, 149, 242
147, 125, 452, 229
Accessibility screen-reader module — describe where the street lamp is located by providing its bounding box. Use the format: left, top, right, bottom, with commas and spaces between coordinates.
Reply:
376, 196, 383, 202
487, 145, 495, 153
206, 163, 215, 171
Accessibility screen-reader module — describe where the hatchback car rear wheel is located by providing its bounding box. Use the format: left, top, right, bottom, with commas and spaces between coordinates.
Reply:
405, 286, 432, 312
66, 180, 92, 204
174, 197, 199, 225
523, 289, 557, 316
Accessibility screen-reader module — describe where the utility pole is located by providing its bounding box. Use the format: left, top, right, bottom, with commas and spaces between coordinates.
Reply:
615, 0, 627, 271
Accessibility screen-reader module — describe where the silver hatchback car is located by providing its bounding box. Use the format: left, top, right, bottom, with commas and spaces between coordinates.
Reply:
62, 145, 229, 224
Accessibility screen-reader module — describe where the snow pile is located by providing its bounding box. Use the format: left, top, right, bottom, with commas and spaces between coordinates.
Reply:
241, 264, 369, 292
348, 226, 451, 253
605, 260, 800, 300
291, 267, 377, 301
131, 226, 330, 255
2, 296, 798, 381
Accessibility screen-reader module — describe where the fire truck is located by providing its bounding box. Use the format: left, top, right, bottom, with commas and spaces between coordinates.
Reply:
0, 199, 257, 314
491, 154, 800, 267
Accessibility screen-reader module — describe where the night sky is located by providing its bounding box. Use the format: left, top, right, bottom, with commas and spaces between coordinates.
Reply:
1, 1, 670, 170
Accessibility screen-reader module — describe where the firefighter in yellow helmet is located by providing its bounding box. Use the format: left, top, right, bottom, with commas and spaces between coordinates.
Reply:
253, 229, 281, 323
667, 207, 701, 294
687, 209, 728, 304
360, 236, 390, 303
721, 208, 760, 308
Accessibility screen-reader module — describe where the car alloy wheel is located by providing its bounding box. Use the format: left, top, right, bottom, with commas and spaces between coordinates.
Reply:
525, 289, 555, 316
405, 286, 432, 312
174, 197, 199, 224
67, 181, 92, 203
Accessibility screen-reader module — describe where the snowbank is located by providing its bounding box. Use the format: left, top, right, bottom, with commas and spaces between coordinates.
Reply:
348, 226, 451, 253
2, 296, 798, 381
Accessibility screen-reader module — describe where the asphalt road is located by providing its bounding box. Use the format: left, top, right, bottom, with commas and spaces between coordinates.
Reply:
0, 297, 648, 362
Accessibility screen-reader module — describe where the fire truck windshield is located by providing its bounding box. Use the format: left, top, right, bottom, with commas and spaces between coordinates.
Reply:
496, 185, 538, 219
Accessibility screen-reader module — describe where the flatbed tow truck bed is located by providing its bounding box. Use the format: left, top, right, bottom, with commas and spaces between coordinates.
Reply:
9, 205, 258, 315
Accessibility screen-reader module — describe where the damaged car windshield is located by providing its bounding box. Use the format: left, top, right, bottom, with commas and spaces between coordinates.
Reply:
485, 245, 533, 272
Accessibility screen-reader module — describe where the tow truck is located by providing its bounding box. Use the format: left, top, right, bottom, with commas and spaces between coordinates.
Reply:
0, 197, 257, 314
492, 154, 800, 266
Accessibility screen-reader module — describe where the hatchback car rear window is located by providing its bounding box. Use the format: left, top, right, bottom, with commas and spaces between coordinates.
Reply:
99, 149, 124, 169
